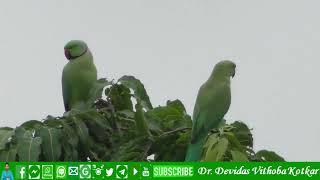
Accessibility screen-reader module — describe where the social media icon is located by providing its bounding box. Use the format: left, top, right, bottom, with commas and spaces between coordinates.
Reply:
42, 165, 53, 179
68, 166, 78, 176
28, 165, 40, 179
129, 164, 140, 177
142, 167, 150, 177
79, 164, 91, 179
95, 168, 102, 176
133, 168, 138, 175
92, 164, 104, 178
106, 167, 114, 177
16, 165, 27, 179
116, 165, 128, 179
56, 165, 67, 179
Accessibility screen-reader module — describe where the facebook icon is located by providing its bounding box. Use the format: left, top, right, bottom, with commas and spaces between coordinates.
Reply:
15, 165, 26, 179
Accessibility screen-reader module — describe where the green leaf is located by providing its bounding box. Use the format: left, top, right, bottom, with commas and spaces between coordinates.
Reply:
145, 99, 192, 134
119, 75, 153, 110
72, 116, 90, 160
117, 110, 135, 119
202, 133, 219, 150
223, 132, 244, 151
38, 127, 62, 161
59, 120, 79, 161
73, 117, 89, 146
202, 133, 218, 160
111, 136, 152, 161
43, 117, 63, 128
88, 78, 112, 105
87, 137, 112, 161
15, 127, 42, 161
0, 127, 14, 150
78, 110, 112, 143
231, 150, 249, 161
0, 145, 17, 161
134, 99, 150, 136
107, 84, 133, 111
202, 137, 229, 161
153, 129, 191, 161
145, 99, 192, 161
166, 100, 186, 114
20, 120, 43, 130
256, 150, 285, 162
230, 121, 253, 147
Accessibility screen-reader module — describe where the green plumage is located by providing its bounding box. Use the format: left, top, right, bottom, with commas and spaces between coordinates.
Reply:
62, 40, 97, 111
185, 60, 236, 161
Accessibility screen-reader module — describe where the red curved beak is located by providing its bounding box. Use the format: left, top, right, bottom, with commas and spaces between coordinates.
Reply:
64, 49, 71, 60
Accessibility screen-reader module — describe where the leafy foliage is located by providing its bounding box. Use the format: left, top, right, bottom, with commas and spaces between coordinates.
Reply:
0, 75, 284, 161
201, 121, 285, 162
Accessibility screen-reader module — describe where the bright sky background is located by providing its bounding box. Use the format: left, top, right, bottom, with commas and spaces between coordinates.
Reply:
0, 0, 319, 161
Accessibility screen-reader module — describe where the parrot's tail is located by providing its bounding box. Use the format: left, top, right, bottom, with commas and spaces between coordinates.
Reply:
185, 139, 204, 161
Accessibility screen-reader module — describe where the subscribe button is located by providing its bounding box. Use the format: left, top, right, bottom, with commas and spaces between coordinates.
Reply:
153, 165, 194, 177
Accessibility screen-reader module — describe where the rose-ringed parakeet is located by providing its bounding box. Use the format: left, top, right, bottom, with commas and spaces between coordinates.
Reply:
62, 40, 97, 111
185, 60, 236, 161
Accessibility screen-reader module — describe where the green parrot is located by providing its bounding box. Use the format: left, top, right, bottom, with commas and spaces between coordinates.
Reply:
62, 40, 97, 111
185, 60, 236, 161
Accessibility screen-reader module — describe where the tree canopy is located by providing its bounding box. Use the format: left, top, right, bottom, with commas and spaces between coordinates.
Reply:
0, 76, 284, 162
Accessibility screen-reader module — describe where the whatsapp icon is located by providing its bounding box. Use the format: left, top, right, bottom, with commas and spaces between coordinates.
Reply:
42, 165, 53, 179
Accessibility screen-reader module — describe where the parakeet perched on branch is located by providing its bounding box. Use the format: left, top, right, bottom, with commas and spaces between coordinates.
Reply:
62, 40, 97, 111
185, 60, 236, 161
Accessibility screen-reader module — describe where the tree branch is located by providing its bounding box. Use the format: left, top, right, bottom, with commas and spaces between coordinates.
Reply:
159, 127, 191, 137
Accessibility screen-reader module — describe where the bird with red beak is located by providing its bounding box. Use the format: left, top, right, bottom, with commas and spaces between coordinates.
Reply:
62, 40, 97, 111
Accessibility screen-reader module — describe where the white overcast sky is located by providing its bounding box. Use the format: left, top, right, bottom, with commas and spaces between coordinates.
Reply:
0, 0, 319, 161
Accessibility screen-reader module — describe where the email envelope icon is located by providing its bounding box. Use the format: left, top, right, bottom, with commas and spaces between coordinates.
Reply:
68, 166, 79, 176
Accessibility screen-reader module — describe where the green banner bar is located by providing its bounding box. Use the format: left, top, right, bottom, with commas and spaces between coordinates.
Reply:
0, 162, 319, 179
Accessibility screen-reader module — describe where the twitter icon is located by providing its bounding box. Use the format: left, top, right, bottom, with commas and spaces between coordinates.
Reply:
106, 167, 114, 177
